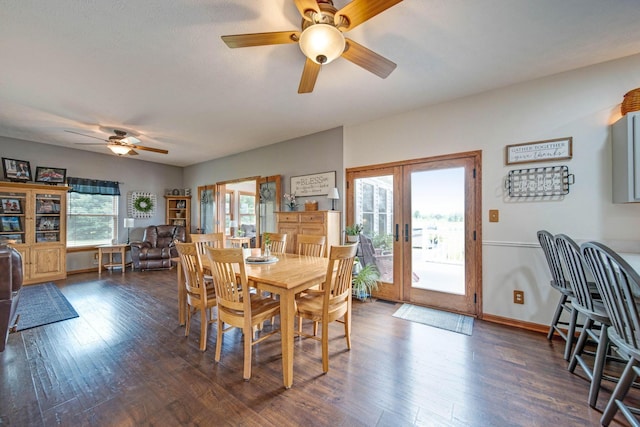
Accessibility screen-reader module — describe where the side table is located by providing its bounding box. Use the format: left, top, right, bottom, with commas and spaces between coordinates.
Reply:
97, 244, 131, 276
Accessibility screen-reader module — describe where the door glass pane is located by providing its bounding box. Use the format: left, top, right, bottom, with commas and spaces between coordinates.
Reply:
411, 168, 465, 294
259, 181, 277, 233
198, 188, 215, 233
354, 175, 394, 283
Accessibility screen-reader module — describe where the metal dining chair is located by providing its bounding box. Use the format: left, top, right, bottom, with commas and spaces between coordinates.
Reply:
537, 230, 577, 359
555, 234, 610, 407
582, 241, 640, 426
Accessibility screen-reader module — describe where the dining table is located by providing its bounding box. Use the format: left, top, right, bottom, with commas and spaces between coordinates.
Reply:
177, 251, 330, 389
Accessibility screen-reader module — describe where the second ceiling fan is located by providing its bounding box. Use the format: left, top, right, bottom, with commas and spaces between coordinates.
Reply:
222, 0, 403, 93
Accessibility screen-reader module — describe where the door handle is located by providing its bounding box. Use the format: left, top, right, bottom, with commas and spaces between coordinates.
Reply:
405, 224, 409, 242
395, 224, 399, 242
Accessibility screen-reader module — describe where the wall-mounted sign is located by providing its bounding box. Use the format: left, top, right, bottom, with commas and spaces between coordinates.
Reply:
290, 171, 336, 197
505, 137, 573, 165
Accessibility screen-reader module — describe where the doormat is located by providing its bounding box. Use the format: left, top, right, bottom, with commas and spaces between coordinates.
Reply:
15, 283, 79, 331
392, 304, 473, 336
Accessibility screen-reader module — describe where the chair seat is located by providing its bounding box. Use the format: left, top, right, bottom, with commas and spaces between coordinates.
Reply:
296, 293, 346, 322
220, 296, 280, 325
571, 299, 609, 324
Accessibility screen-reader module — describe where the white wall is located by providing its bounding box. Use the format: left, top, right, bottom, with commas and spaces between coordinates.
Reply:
0, 136, 183, 270
344, 53, 640, 325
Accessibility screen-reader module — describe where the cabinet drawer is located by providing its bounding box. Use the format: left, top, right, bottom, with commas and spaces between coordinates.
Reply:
277, 212, 300, 223
299, 212, 324, 223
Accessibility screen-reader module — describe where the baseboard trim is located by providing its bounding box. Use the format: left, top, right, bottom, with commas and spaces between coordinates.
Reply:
482, 313, 549, 334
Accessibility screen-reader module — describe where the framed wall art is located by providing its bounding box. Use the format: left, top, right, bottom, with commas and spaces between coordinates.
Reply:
290, 171, 336, 197
505, 137, 573, 165
2, 158, 32, 182
35, 166, 67, 184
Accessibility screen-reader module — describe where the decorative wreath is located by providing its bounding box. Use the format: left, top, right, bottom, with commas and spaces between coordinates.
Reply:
133, 195, 154, 213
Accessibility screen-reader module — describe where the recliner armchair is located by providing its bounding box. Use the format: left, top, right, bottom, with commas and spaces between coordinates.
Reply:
0, 244, 23, 352
131, 225, 186, 270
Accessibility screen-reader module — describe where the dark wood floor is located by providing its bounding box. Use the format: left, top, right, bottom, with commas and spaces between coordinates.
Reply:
1, 270, 638, 426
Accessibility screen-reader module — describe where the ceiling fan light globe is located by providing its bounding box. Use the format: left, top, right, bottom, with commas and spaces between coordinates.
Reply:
108, 144, 132, 155
299, 24, 345, 65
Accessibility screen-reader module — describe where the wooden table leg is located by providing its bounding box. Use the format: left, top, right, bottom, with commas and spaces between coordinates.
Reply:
98, 247, 103, 277
279, 289, 295, 389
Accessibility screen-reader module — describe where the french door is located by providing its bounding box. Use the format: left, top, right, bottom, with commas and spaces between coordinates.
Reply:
346, 151, 481, 316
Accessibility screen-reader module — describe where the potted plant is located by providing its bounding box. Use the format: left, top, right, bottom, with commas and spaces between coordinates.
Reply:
352, 262, 380, 301
345, 223, 364, 243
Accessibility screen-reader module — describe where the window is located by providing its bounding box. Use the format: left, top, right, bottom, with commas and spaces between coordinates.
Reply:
362, 183, 374, 235
67, 193, 118, 247
238, 192, 256, 227
378, 187, 388, 234
66, 177, 120, 247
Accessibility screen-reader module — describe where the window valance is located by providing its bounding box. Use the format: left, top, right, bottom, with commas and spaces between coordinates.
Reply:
67, 177, 121, 196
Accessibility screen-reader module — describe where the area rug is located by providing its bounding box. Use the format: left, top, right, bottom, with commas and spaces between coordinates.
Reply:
392, 304, 474, 336
15, 283, 79, 331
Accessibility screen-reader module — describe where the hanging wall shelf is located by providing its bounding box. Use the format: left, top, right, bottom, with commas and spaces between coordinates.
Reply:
506, 165, 574, 197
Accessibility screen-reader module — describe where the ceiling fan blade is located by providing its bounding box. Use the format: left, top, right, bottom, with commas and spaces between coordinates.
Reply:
342, 39, 396, 78
65, 129, 106, 141
222, 31, 300, 48
128, 149, 139, 156
298, 58, 321, 94
335, 0, 403, 31
294, 0, 320, 21
130, 145, 169, 155
75, 143, 107, 146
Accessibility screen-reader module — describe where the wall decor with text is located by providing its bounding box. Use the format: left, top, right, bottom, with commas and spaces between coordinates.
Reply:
290, 171, 336, 197
505, 137, 572, 165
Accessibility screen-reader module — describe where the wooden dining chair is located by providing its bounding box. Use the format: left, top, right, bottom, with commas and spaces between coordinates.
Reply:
190, 232, 225, 284
555, 234, 610, 408
581, 241, 640, 426
295, 244, 358, 373
204, 246, 280, 380
263, 232, 287, 254
297, 234, 326, 257
175, 242, 217, 351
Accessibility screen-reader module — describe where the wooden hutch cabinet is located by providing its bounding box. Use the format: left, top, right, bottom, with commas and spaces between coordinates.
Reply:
165, 195, 191, 231
0, 182, 69, 284
275, 210, 340, 256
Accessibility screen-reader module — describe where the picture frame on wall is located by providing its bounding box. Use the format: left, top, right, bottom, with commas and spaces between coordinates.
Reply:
34, 166, 67, 184
2, 157, 32, 182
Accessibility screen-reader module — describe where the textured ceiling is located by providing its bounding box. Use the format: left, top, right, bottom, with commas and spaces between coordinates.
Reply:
2, 0, 640, 166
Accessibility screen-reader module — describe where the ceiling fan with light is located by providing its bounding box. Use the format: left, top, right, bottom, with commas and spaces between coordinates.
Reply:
65, 129, 169, 156
221, 0, 403, 93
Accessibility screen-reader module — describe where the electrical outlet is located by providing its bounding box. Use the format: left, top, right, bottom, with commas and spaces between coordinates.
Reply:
489, 209, 499, 222
514, 290, 524, 304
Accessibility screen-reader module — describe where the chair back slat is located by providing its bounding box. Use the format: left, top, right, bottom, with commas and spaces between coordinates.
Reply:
324, 244, 358, 314
175, 242, 210, 305
263, 233, 287, 253
582, 241, 640, 349
190, 232, 225, 266
537, 230, 570, 291
297, 234, 326, 257
205, 247, 248, 313
555, 234, 597, 311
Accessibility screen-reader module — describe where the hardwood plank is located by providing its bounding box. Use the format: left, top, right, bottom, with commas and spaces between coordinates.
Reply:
1, 270, 639, 426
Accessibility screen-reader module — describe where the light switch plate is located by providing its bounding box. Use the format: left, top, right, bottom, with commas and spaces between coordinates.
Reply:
489, 209, 499, 222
